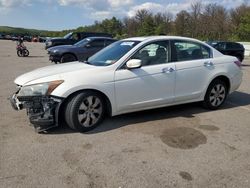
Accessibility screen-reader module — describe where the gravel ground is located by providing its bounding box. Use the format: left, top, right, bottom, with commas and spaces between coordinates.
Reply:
0, 40, 250, 188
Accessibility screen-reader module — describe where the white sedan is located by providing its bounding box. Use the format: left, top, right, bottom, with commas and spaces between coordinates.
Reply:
10, 36, 243, 133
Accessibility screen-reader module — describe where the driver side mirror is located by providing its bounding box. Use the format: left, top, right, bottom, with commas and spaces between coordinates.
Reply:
126, 59, 142, 69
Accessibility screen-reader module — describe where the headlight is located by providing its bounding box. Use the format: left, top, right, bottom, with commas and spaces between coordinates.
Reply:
18, 80, 64, 96
47, 41, 52, 46
53, 49, 59, 53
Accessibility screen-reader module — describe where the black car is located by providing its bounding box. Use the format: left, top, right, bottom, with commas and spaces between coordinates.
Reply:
45, 32, 112, 49
47, 37, 117, 63
207, 41, 245, 62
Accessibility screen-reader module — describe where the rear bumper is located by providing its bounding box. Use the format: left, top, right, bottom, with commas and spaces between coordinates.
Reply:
9, 94, 64, 133
229, 70, 243, 93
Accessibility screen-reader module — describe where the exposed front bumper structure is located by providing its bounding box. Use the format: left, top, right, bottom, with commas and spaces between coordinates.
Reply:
49, 54, 61, 63
10, 93, 63, 133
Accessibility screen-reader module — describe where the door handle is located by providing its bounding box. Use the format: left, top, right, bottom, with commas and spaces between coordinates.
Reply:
204, 61, 214, 67
162, 67, 175, 73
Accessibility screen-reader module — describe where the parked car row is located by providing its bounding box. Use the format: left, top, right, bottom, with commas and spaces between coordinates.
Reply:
10, 35, 243, 133
45, 32, 112, 49
0, 33, 47, 42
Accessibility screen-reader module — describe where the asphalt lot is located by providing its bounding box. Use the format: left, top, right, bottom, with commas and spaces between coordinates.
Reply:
0, 40, 250, 188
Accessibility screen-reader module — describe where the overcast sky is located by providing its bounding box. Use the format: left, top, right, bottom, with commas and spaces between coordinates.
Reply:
0, 0, 248, 30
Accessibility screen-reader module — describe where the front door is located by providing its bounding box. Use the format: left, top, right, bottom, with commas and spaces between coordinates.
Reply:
114, 40, 176, 113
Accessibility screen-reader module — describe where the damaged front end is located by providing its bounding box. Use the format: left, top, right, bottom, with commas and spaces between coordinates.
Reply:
9, 81, 64, 133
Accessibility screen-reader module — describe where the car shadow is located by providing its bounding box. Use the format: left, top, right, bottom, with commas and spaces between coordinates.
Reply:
47, 91, 250, 135
26, 56, 45, 58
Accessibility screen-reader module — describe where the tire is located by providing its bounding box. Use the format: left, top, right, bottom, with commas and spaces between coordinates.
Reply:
65, 92, 105, 132
17, 50, 22, 57
203, 79, 228, 110
60, 54, 77, 63
23, 49, 29, 57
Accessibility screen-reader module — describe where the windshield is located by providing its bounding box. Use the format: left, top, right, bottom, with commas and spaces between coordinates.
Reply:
74, 38, 90, 47
63, 32, 73, 39
87, 40, 140, 66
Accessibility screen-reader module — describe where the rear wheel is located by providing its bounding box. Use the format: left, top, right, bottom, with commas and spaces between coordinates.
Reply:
65, 92, 105, 132
203, 79, 228, 110
17, 50, 22, 57
60, 54, 77, 63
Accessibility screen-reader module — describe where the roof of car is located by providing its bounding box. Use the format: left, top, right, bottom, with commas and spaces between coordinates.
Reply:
207, 41, 241, 44
123, 36, 205, 43
85, 36, 115, 40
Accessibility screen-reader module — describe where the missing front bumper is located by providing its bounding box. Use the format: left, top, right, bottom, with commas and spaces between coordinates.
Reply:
9, 94, 63, 133
10, 94, 21, 110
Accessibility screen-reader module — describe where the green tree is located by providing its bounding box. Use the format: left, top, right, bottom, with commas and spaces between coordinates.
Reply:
137, 14, 156, 36
174, 10, 191, 37
237, 12, 250, 41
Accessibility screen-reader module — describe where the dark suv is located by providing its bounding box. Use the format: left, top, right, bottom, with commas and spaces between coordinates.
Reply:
207, 41, 245, 62
45, 32, 112, 49
47, 37, 117, 63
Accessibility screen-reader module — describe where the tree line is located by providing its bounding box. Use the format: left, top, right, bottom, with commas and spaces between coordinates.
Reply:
73, 2, 249, 41
1, 2, 250, 41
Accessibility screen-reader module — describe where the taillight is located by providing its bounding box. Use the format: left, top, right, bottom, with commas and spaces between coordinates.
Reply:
234, 60, 241, 67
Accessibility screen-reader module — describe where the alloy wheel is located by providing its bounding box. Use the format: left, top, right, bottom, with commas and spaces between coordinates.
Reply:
209, 83, 226, 107
77, 96, 103, 127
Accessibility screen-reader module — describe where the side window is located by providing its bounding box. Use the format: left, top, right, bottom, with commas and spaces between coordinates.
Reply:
131, 41, 169, 66
171, 40, 211, 62
227, 42, 240, 50
201, 46, 211, 59
71, 33, 80, 40
215, 42, 226, 50
89, 39, 105, 48
226, 43, 233, 49
105, 39, 115, 46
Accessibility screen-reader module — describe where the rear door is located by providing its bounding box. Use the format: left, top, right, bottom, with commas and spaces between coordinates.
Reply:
171, 40, 215, 102
226, 42, 244, 56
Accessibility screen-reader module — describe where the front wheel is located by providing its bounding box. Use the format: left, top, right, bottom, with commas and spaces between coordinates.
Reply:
203, 79, 228, 110
23, 49, 29, 57
60, 54, 76, 63
65, 92, 105, 132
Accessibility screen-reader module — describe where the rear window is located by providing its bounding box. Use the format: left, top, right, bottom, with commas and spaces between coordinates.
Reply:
226, 42, 242, 49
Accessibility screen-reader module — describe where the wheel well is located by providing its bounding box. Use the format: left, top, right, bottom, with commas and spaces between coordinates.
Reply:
211, 75, 230, 93
61, 53, 77, 60
58, 89, 112, 124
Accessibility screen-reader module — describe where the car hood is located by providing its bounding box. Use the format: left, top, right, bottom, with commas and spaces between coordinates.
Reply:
50, 37, 64, 40
48, 45, 76, 51
15, 62, 94, 86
